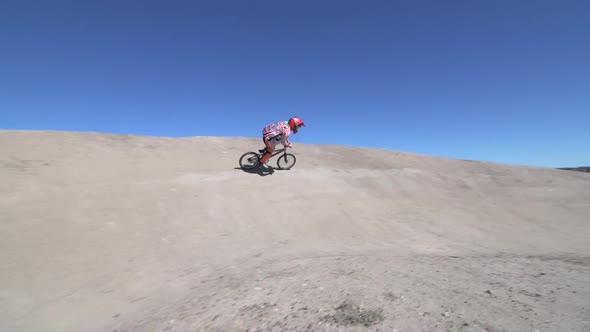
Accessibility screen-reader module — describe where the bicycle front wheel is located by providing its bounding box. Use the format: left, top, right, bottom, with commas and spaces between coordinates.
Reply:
277, 153, 297, 170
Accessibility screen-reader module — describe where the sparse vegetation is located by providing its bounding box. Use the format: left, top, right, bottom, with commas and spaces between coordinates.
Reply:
320, 301, 385, 327
558, 166, 590, 173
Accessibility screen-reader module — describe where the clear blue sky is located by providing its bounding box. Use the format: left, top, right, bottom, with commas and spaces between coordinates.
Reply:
1, 0, 589, 167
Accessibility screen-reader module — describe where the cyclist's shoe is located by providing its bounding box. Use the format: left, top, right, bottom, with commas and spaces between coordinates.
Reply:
259, 148, 266, 153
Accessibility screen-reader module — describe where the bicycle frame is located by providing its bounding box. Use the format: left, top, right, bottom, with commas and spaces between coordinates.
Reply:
262, 147, 289, 159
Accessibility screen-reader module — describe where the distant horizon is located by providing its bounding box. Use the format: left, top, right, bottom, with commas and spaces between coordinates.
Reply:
2, 127, 587, 169
2, 1, 589, 168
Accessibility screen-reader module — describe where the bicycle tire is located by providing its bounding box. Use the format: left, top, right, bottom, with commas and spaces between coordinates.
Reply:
239, 151, 260, 170
277, 153, 297, 170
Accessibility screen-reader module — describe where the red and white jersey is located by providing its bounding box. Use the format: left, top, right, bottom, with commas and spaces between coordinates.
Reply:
262, 120, 292, 145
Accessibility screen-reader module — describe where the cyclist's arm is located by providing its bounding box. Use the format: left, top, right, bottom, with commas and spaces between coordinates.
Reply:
279, 130, 292, 147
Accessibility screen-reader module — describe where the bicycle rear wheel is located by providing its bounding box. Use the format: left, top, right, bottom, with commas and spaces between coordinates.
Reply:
239, 152, 260, 170
277, 153, 296, 170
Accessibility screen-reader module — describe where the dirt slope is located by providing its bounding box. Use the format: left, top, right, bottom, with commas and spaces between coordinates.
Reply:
1, 130, 589, 332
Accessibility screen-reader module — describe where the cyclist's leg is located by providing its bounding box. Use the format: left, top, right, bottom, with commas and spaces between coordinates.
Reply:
260, 135, 278, 164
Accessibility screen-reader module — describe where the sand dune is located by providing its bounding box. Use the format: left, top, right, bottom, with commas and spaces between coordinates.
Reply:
1, 130, 589, 332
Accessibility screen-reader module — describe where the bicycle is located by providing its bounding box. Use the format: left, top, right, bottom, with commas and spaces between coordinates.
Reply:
238, 146, 297, 170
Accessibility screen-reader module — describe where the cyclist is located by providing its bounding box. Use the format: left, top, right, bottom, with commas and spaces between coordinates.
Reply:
259, 116, 305, 165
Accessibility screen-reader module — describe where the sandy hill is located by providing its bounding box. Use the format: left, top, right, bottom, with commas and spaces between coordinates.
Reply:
1, 129, 589, 332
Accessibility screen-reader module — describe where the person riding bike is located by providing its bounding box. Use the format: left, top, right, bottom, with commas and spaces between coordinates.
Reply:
259, 116, 305, 165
